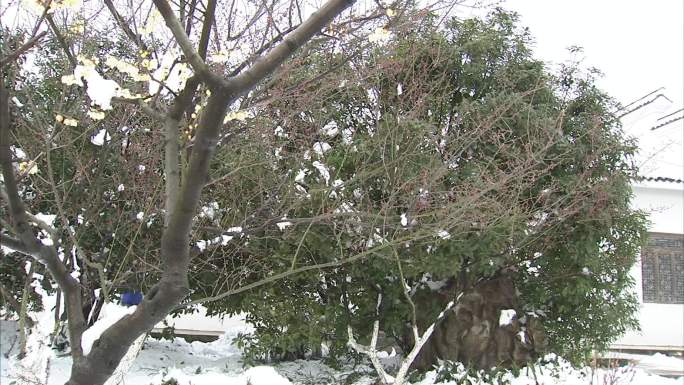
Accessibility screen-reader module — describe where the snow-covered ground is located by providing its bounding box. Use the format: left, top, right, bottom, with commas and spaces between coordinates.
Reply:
2, 308, 682, 385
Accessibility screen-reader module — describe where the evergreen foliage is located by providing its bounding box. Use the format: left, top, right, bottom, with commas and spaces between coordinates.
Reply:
1, 7, 647, 372
191, 10, 647, 366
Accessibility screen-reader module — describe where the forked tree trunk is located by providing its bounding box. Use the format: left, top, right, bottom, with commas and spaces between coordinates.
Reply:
64, 279, 188, 385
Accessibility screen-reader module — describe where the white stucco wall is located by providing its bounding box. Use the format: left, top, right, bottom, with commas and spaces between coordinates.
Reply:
632, 183, 684, 234
612, 183, 684, 351
154, 306, 251, 337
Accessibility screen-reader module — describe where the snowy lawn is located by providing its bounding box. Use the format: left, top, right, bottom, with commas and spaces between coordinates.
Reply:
1, 307, 682, 385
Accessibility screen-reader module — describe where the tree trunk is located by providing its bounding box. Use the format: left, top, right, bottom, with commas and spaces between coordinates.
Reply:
0, 280, 34, 328
64, 279, 187, 385
410, 275, 548, 371
17, 262, 36, 359
103, 333, 147, 385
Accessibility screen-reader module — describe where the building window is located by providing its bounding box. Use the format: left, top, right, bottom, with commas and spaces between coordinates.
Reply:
641, 233, 684, 304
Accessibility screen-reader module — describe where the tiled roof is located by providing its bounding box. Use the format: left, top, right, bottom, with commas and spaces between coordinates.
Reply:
638, 176, 683, 184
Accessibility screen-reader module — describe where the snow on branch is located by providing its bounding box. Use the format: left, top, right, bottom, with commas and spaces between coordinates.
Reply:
347, 293, 461, 385
347, 293, 395, 385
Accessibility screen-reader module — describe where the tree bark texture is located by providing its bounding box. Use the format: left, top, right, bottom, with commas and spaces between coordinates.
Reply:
410, 275, 549, 371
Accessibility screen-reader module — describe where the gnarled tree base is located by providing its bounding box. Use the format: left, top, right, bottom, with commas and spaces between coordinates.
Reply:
409, 275, 548, 371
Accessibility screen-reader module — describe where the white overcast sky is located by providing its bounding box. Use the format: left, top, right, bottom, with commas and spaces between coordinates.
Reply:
503, 0, 683, 106
498, 0, 684, 180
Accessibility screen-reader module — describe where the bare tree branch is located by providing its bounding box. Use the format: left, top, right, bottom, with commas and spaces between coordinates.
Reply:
348, 294, 461, 385
394, 248, 418, 342
153, 0, 222, 85
0, 31, 47, 68
103, 0, 149, 52
111, 97, 164, 120
228, 24, 299, 77
161, 1, 216, 225
197, 0, 217, 59
347, 294, 395, 385
164, 76, 201, 225
227, 0, 355, 93
0, 280, 35, 328
45, 14, 77, 67
0, 234, 32, 255
0, 76, 87, 361
182, 239, 385, 308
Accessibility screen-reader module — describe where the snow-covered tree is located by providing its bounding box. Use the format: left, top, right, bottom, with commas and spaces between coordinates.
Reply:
188, 10, 648, 374
0, 0, 437, 383
1, 3, 647, 385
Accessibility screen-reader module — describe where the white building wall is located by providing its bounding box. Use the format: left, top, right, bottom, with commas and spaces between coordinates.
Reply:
612, 183, 684, 351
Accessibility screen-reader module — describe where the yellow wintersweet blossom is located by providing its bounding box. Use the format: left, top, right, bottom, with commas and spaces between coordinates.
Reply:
386, 9, 397, 17
57, 0, 82, 9
63, 118, 78, 127
368, 28, 391, 43
117, 88, 143, 99
87, 110, 106, 120
62, 58, 98, 87
106, 56, 138, 76
223, 110, 249, 123
19, 161, 39, 175
133, 73, 151, 82
70, 20, 85, 34
61, 74, 80, 86
105, 56, 153, 83
77, 55, 98, 68
141, 59, 158, 70
209, 51, 231, 63
55, 114, 64, 123
23, 0, 80, 13
105, 56, 126, 69
141, 10, 161, 35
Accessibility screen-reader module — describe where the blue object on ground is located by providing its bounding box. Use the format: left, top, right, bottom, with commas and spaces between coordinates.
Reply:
121, 291, 143, 306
